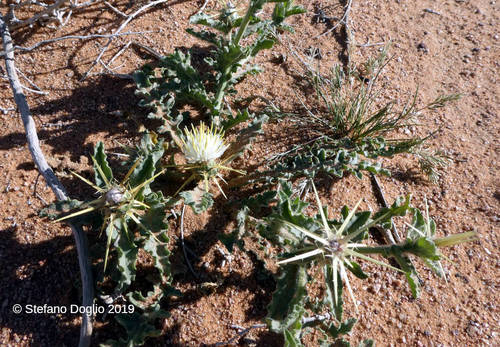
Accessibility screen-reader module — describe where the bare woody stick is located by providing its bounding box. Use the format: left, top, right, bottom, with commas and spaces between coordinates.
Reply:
8, 0, 96, 30
0, 31, 154, 56
0, 14, 94, 347
81, 0, 169, 80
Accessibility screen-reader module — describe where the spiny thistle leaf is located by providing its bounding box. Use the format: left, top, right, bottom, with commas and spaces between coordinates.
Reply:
266, 264, 307, 341
180, 188, 214, 214
393, 252, 421, 298
94, 141, 113, 189
143, 233, 171, 281
128, 153, 163, 201
39, 199, 85, 221
112, 218, 139, 292
101, 311, 163, 347
325, 318, 357, 339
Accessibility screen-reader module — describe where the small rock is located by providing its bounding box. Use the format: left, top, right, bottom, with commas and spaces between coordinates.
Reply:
466, 321, 481, 337
368, 283, 381, 294
417, 42, 428, 53
392, 279, 402, 288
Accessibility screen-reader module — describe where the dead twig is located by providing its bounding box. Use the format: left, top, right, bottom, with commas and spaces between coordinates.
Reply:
215, 324, 267, 346
35, 192, 49, 205
314, 0, 352, 39
190, 0, 210, 18
107, 41, 132, 68
8, 0, 97, 30
0, 31, 155, 56
16, 67, 47, 94
369, 173, 401, 243
215, 312, 335, 346
81, 0, 169, 80
423, 8, 441, 16
0, 14, 94, 347
103, 1, 128, 18
356, 41, 386, 47
0, 106, 15, 114
131, 41, 163, 60
302, 312, 334, 325
180, 204, 198, 279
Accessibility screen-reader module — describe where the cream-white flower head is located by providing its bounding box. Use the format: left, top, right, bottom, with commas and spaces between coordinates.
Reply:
180, 123, 229, 164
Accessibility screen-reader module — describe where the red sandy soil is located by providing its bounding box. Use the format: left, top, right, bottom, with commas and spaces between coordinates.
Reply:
0, 0, 498, 346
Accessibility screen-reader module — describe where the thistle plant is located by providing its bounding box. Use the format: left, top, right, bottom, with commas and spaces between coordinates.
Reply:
134, 0, 305, 132
53, 142, 166, 273
39, 3, 474, 346
277, 182, 403, 310
227, 180, 477, 346
43, 138, 173, 346
134, 1, 304, 212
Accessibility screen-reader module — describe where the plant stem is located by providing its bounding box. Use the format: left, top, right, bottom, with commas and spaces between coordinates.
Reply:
353, 244, 394, 256
213, 66, 230, 113
233, 1, 255, 46
213, 1, 256, 113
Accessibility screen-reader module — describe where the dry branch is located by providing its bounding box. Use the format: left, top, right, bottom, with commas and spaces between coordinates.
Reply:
215, 324, 267, 346
314, 0, 352, 39
0, 14, 94, 347
0, 30, 154, 56
8, 0, 97, 30
103, 1, 127, 18
215, 313, 335, 346
180, 204, 198, 279
81, 0, 169, 80
370, 173, 401, 243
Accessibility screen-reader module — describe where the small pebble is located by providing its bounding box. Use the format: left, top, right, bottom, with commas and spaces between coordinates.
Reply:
417, 42, 428, 53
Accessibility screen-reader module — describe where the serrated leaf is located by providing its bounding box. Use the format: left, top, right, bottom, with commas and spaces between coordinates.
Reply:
221, 108, 250, 131
284, 328, 304, 347
267, 265, 307, 333
143, 232, 171, 281
94, 142, 113, 188
180, 188, 214, 214
394, 253, 420, 298
326, 318, 357, 339
404, 237, 439, 260
113, 218, 139, 292
101, 312, 162, 347
128, 156, 156, 200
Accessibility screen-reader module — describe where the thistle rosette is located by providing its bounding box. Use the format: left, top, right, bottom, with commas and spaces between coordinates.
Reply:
278, 182, 402, 310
